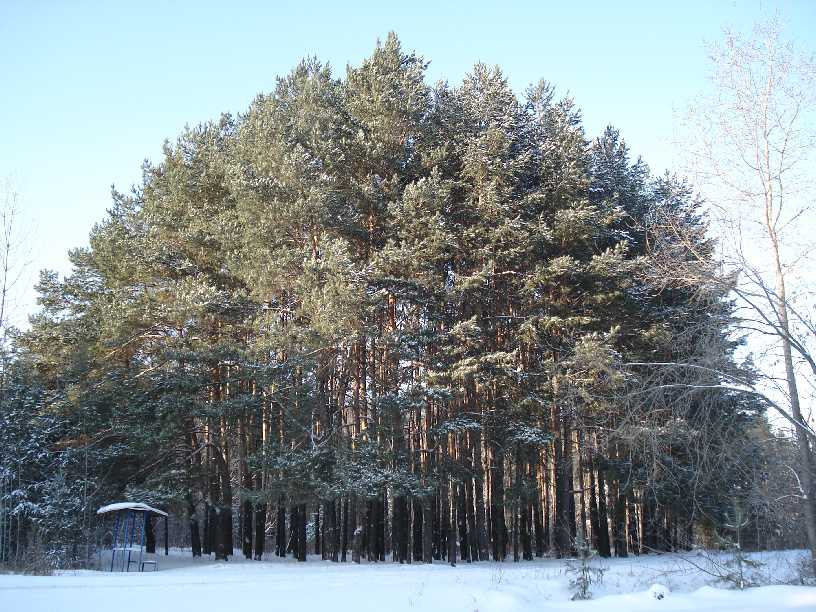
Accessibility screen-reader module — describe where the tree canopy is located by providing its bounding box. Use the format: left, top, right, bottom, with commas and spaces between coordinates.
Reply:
1, 34, 801, 569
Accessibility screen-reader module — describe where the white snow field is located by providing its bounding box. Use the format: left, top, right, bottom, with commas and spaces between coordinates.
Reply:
1, 550, 814, 612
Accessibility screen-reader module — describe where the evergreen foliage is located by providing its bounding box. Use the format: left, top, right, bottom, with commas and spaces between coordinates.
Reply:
0, 34, 801, 568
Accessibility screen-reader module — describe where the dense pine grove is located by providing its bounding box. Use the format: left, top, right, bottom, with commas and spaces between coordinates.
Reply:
0, 35, 806, 567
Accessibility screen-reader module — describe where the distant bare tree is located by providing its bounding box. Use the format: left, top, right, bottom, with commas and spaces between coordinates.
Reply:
0, 179, 31, 370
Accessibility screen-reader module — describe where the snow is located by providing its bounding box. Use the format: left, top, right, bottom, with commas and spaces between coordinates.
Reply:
96, 502, 168, 517
0, 550, 813, 612
648, 583, 670, 599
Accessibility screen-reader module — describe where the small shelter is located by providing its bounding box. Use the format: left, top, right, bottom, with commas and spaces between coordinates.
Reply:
97, 502, 168, 572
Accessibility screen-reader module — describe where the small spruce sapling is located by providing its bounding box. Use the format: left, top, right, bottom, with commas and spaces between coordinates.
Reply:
716, 500, 762, 589
566, 531, 605, 600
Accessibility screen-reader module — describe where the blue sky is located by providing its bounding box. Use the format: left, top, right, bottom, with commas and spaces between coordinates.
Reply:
1, 0, 814, 324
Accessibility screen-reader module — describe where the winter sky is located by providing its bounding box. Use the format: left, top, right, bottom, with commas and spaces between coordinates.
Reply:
1, 0, 815, 327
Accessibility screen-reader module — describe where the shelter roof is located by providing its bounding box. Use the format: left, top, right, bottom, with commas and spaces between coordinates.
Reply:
96, 502, 168, 517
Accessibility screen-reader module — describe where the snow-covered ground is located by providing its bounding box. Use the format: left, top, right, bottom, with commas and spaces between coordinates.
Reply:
1, 550, 814, 612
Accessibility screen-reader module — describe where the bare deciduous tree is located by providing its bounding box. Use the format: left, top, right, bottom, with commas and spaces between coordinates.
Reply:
681, 15, 816, 571
0, 179, 32, 376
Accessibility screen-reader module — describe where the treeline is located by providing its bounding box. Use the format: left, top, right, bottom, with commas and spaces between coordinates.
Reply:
0, 34, 805, 568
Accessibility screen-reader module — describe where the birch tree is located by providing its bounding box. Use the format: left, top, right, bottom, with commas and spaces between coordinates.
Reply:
0, 180, 31, 382
683, 16, 816, 571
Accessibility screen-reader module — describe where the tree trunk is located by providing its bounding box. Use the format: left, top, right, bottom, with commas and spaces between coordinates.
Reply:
448, 482, 457, 567
773, 254, 816, 573
276, 501, 286, 557
241, 499, 253, 560
342, 497, 350, 562
596, 466, 611, 558
214, 505, 232, 561
188, 497, 202, 557
612, 480, 627, 558
253, 501, 266, 560
299, 504, 307, 562
457, 482, 469, 563
422, 497, 433, 563
412, 498, 423, 562
490, 444, 506, 560
471, 429, 488, 560
588, 453, 600, 553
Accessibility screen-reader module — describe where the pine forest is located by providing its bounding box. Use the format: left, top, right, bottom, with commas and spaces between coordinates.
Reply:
1, 33, 808, 570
